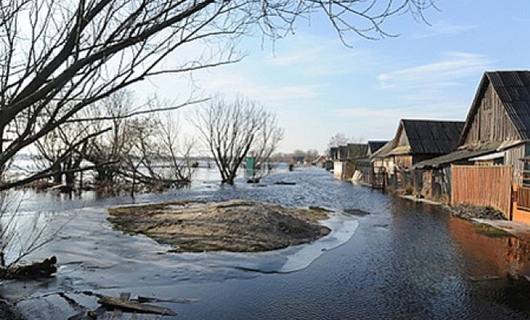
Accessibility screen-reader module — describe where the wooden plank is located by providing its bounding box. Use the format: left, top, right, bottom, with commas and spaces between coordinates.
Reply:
98, 295, 176, 316
104, 292, 131, 320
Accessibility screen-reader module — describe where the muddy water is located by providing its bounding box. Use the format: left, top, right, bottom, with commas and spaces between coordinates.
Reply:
2, 166, 530, 319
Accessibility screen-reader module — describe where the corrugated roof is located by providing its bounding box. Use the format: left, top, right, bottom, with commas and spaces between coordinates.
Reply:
367, 141, 388, 156
412, 148, 496, 169
460, 71, 530, 144
412, 140, 510, 169
370, 140, 394, 159
398, 119, 464, 155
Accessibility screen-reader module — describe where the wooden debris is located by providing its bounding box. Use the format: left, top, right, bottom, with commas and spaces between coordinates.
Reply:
273, 181, 296, 185
136, 296, 199, 304
99, 293, 176, 316
469, 275, 502, 282
0, 256, 57, 279
104, 292, 131, 320
343, 208, 370, 217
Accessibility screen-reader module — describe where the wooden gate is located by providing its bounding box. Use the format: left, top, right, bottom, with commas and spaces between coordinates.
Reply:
451, 165, 513, 218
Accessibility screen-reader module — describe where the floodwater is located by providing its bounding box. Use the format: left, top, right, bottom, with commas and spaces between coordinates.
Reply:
1, 165, 530, 319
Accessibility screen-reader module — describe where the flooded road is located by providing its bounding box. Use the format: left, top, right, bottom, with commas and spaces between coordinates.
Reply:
1, 166, 530, 319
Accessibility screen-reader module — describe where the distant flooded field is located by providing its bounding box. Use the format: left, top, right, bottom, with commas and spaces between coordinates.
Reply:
1, 165, 530, 319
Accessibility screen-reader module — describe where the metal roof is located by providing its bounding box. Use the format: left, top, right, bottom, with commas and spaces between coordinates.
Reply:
396, 119, 464, 155
469, 151, 505, 161
412, 149, 495, 169
367, 141, 388, 156
369, 140, 395, 159
411, 141, 507, 169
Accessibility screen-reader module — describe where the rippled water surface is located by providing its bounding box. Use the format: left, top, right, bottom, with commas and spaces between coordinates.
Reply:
2, 166, 530, 319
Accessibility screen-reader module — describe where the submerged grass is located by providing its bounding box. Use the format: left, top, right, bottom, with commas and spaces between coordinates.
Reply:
473, 223, 513, 238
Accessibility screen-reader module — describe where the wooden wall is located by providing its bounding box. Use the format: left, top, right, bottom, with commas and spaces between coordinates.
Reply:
451, 165, 513, 218
505, 144, 526, 183
464, 83, 520, 146
394, 155, 412, 169
397, 127, 409, 147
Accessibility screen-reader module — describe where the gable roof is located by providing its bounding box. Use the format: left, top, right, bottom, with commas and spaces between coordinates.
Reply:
392, 119, 464, 155
366, 140, 388, 156
459, 71, 530, 144
370, 140, 394, 159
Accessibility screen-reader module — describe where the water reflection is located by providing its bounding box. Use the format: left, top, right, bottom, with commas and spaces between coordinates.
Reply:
1, 166, 530, 319
448, 215, 530, 281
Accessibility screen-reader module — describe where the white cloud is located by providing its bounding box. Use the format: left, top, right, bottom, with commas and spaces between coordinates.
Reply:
264, 34, 377, 77
199, 71, 322, 104
412, 21, 478, 39
377, 52, 494, 105
333, 101, 470, 141
337, 103, 465, 121
379, 52, 493, 89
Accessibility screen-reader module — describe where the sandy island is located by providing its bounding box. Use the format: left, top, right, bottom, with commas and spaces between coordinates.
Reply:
108, 199, 331, 252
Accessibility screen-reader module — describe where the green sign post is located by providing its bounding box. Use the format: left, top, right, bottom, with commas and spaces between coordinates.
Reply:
246, 157, 256, 179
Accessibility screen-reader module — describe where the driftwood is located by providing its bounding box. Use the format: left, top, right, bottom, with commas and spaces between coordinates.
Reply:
98, 295, 176, 316
469, 275, 503, 282
69, 292, 178, 319
0, 256, 57, 279
273, 181, 296, 185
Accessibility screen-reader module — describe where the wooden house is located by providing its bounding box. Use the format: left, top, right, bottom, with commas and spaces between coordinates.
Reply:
383, 119, 464, 194
413, 71, 530, 211
358, 141, 388, 187
366, 141, 388, 157
414, 71, 530, 177
459, 70, 530, 179
370, 140, 395, 174
388, 119, 464, 169
332, 143, 368, 180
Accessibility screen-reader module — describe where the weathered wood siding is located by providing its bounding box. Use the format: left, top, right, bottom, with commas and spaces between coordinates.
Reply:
396, 127, 409, 148
464, 83, 521, 145
505, 144, 526, 183
451, 165, 513, 218
394, 155, 412, 169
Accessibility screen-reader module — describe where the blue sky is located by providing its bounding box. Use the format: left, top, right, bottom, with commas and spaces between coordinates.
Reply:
141, 0, 530, 154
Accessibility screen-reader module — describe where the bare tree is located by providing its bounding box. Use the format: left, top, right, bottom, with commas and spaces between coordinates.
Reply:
156, 110, 195, 185
79, 91, 194, 195
328, 133, 351, 148
33, 112, 97, 189
0, 0, 435, 190
193, 96, 283, 185
83, 91, 135, 188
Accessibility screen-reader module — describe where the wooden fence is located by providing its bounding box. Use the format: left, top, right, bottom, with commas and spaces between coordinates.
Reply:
516, 185, 530, 211
512, 184, 530, 224
451, 165, 513, 218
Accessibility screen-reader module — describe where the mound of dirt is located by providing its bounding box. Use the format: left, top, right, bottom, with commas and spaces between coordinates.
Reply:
108, 199, 331, 253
